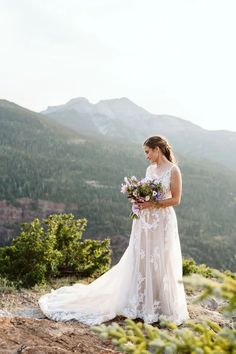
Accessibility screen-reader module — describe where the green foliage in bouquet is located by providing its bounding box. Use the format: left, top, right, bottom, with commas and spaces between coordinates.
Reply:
92, 271, 236, 354
0, 214, 111, 288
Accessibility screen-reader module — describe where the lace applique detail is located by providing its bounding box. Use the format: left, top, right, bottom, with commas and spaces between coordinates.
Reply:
163, 274, 169, 292
140, 249, 145, 259
40, 309, 114, 325
150, 246, 160, 271
137, 272, 145, 289
140, 210, 160, 230
122, 270, 164, 324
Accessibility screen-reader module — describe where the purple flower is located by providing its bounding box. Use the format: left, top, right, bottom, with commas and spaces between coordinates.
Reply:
140, 177, 150, 184
153, 190, 161, 200
132, 204, 140, 217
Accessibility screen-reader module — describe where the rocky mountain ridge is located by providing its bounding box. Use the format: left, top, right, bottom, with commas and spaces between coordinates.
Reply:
41, 96, 236, 172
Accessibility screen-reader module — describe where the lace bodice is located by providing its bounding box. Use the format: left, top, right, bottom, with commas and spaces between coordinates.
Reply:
145, 163, 176, 199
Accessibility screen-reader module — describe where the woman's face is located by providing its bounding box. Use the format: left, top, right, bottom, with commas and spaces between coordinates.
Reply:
143, 145, 159, 163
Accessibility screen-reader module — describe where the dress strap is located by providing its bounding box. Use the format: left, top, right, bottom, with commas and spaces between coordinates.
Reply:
161, 164, 175, 179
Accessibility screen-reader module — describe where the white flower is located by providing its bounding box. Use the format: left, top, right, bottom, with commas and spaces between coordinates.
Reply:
124, 177, 130, 185
145, 195, 150, 201
120, 184, 128, 193
145, 177, 152, 182
152, 191, 157, 197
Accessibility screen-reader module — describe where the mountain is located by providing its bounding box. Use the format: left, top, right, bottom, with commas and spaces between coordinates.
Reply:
41, 97, 150, 139
42, 97, 236, 172
0, 99, 146, 243
1, 99, 236, 271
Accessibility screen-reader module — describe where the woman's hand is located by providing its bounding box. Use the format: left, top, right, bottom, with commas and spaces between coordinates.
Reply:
137, 201, 161, 210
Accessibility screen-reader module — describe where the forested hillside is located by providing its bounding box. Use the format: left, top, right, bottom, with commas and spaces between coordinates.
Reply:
0, 100, 236, 271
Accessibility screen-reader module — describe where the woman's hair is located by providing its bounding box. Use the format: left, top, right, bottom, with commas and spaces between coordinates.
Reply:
143, 135, 176, 163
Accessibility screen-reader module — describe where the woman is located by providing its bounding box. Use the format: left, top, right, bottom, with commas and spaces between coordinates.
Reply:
39, 135, 189, 325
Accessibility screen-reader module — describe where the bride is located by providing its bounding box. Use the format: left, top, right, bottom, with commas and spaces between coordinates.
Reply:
39, 135, 189, 325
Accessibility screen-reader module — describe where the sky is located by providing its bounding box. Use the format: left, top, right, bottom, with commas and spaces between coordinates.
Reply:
0, 0, 236, 132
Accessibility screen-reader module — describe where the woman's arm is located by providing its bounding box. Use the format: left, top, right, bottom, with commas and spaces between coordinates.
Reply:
139, 166, 182, 210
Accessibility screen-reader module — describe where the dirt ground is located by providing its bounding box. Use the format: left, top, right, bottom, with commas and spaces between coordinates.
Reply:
0, 316, 119, 354
0, 286, 228, 354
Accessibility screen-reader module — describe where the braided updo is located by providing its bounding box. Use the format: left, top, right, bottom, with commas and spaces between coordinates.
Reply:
143, 136, 176, 163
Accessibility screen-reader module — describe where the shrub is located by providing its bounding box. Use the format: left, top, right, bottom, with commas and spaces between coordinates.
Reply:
44, 214, 111, 278
0, 218, 60, 287
0, 276, 15, 293
183, 257, 213, 278
184, 270, 236, 317
94, 317, 236, 354
0, 214, 111, 288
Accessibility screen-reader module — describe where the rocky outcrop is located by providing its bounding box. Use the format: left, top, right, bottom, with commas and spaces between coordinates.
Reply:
0, 198, 78, 246
0, 289, 119, 353
0, 317, 118, 354
0, 285, 230, 354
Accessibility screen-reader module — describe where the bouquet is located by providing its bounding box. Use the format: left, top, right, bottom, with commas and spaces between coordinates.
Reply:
120, 176, 163, 219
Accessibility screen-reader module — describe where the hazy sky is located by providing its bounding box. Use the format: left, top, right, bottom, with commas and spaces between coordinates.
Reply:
1, 0, 236, 132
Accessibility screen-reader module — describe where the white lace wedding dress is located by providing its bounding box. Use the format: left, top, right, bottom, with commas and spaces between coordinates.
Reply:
39, 163, 189, 325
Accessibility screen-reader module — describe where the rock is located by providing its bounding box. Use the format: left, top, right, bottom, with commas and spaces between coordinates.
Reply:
0, 317, 118, 354
11, 307, 46, 319
0, 309, 12, 317
0, 198, 78, 245
200, 297, 219, 310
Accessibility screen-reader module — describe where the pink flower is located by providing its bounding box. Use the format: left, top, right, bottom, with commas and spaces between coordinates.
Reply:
120, 184, 128, 194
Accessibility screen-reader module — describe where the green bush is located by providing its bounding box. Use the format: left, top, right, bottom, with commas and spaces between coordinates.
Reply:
223, 269, 236, 280
0, 276, 16, 293
94, 317, 236, 354
0, 214, 111, 288
183, 257, 213, 278
44, 214, 111, 278
184, 271, 236, 317
0, 218, 60, 287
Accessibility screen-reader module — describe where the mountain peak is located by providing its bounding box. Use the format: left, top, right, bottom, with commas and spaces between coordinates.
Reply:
95, 97, 151, 117
97, 97, 134, 104
41, 96, 151, 117
41, 97, 92, 115
66, 97, 91, 106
